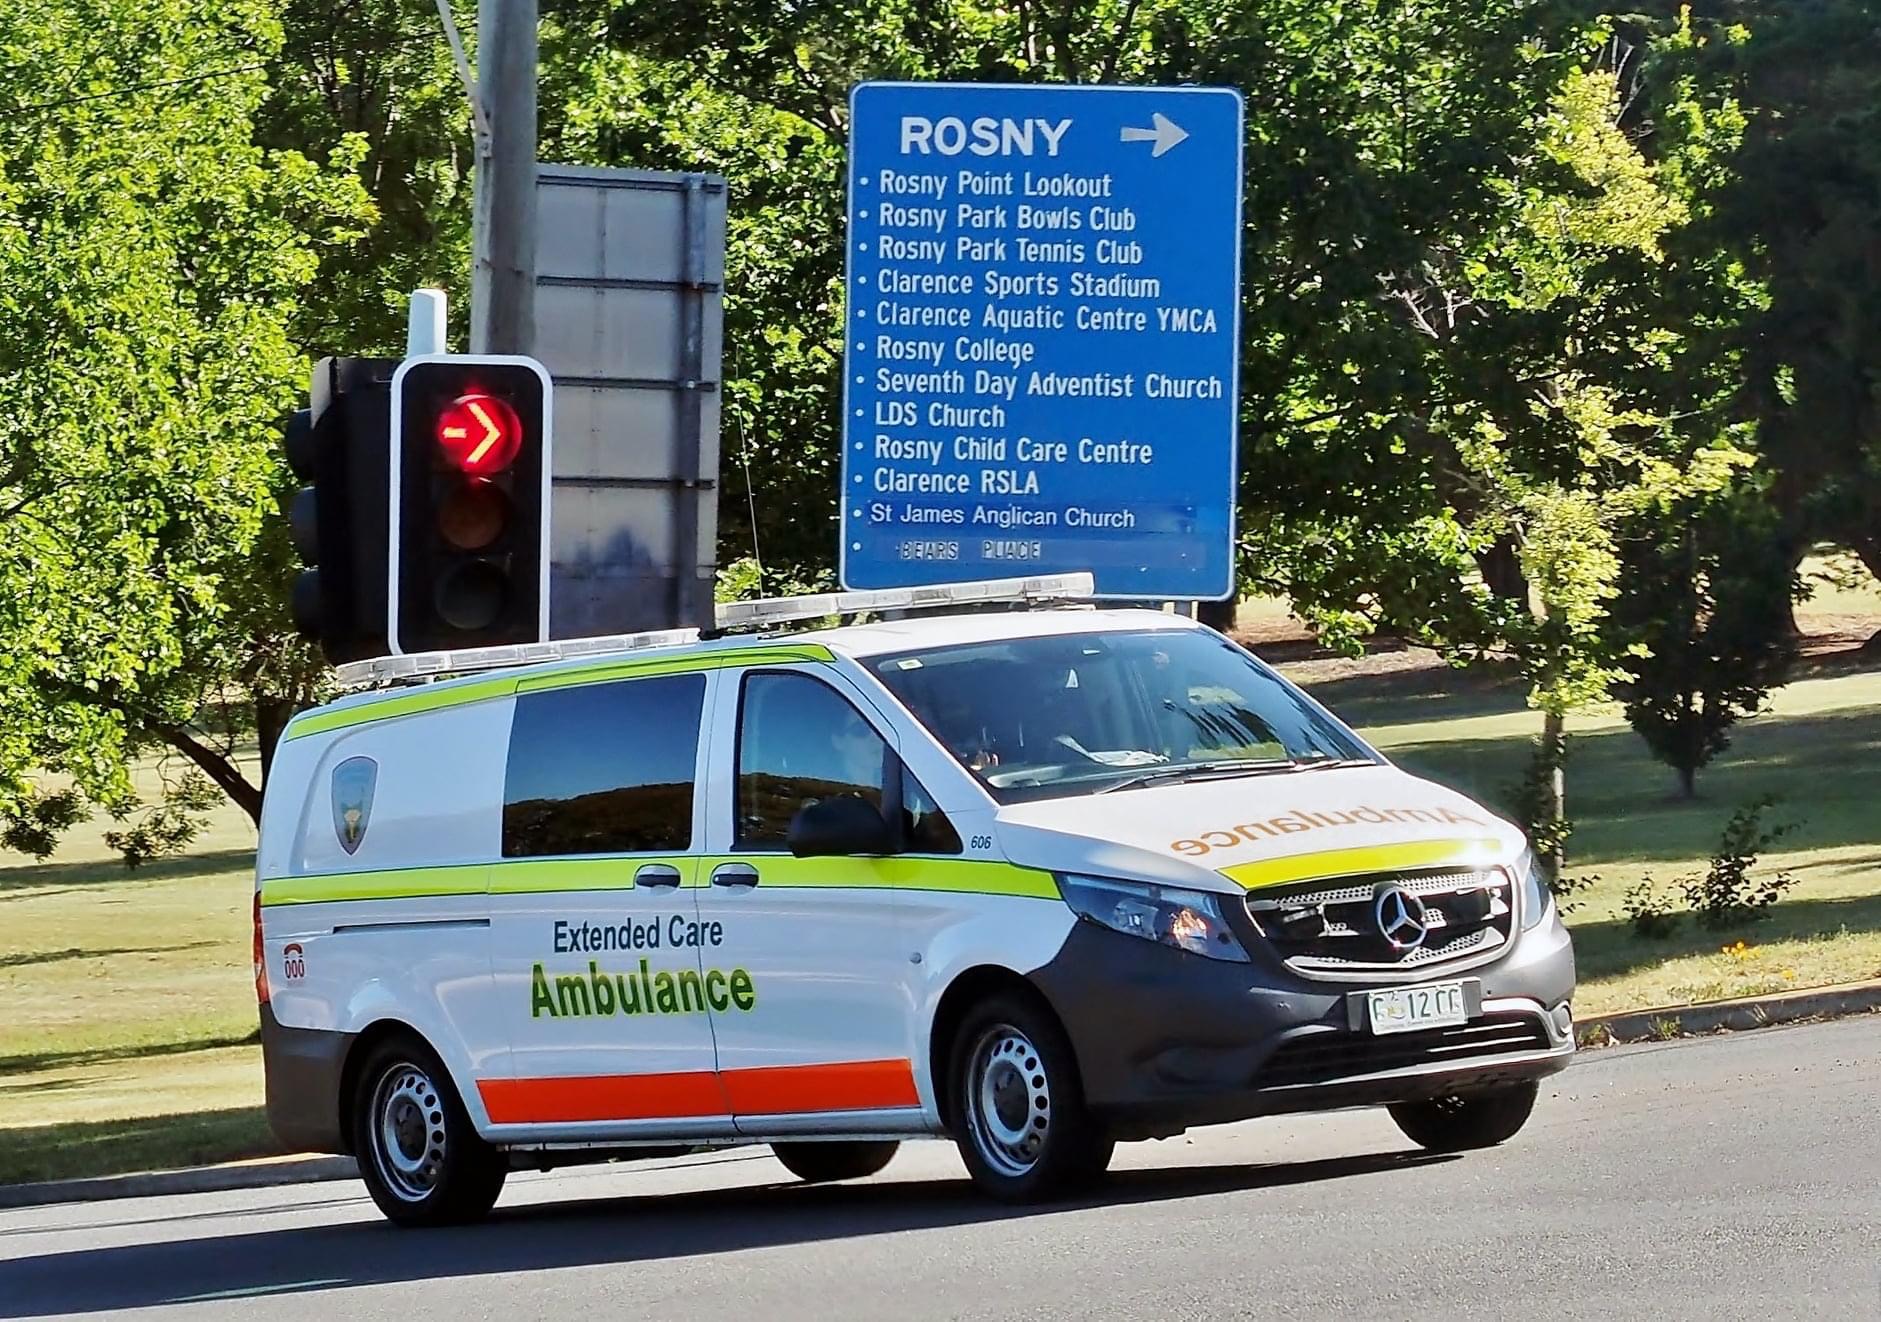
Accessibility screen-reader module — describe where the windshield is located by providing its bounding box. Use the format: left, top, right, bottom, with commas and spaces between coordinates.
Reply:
868, 628, 1375, 802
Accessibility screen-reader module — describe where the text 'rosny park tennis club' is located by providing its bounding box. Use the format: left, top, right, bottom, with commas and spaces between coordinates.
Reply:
840, 84, 1244, 600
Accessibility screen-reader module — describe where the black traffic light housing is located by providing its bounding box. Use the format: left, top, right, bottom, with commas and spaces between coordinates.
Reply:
390, 355, 552, 655
284, 357, 395, 664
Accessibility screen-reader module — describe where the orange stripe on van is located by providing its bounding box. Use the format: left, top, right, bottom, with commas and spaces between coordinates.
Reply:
478, 1070, 727, 1124
721, 1059, 919, 1115
476, 1059, 919, 1125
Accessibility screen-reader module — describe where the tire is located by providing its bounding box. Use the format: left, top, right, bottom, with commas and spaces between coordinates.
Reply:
770, 1140, 900, 1184
948, 992, 1113, 1203
1388, 1080, 1540, 1153
352, 1033, 507, 1227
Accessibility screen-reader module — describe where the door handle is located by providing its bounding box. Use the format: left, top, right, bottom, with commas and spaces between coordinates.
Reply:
710, 862, 760, 888
635, 863, 682, 889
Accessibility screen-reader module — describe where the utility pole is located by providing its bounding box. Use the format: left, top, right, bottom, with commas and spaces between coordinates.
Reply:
470, 0, 538, 355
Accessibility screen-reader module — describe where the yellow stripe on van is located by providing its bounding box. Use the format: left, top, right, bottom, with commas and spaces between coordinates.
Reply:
1219, 838, 1506, 892
261, 863, 488, 905
282, 644, 837, 742
261, 855, 1059, 905
700, 856, 1060, 899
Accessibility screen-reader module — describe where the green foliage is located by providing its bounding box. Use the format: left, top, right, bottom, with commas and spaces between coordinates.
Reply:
1700, 0, 1881, 590
714, 555, 834, 604
1680, 793, 1799, 930
1612, 485, 1798, 795
1624, 875, 1684, 939
0, 787, 89, 860
102, 771, 225, 868
1550, 872, 1597, 916
0, 0, 372, 851
1622, 793, 1802, 937
259, 0, 476, 355
1505, 736, 1576, 869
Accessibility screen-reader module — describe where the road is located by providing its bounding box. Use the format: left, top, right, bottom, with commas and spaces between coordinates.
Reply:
2, 1016, 1876, 1321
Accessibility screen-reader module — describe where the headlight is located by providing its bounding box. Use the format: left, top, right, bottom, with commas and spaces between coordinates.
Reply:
1518, 850, 1552, 931
1057, 874, 1251, 962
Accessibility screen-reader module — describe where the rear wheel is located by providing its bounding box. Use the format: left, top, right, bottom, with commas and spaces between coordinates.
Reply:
352, 1034, 507, 1227
1388, 1080, 1539, 1153
770, 1140, 900, 1184
949, 992, 1113, 1203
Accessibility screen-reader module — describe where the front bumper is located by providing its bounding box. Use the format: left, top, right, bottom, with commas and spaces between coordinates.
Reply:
1027, 907, 1577, 1140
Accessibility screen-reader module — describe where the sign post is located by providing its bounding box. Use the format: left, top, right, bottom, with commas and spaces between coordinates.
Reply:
841, 82, 1243, 600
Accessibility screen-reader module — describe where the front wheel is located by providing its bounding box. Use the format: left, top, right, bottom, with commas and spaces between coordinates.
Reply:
949, 993, 1113, 1203
1388, 1080, 1539, 1153
352, 1035, 507, 1227
771, 1140, 900, 1184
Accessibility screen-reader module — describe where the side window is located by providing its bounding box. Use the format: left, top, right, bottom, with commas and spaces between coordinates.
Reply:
902, 773, 962, 855
737, 673, 889, 848
503, 673, 705, 857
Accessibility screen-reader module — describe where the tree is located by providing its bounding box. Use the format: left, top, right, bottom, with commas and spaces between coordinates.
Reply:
1612, 485, 1797, 796
1277, 20, 1760, 875
0, 0, 372, 851
559, 0, 1595, 587
1694, 0, 1881, 614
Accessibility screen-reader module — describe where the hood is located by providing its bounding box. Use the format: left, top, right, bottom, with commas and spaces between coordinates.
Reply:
994, 763, 1524, 894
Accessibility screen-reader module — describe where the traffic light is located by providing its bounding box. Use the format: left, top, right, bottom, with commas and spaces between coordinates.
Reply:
284, 358, 394, 664
390, 355, 552, 654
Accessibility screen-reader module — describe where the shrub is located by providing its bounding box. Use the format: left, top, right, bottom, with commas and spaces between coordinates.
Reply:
1681, 794, 1799, 929
1624, 876, 1684, 938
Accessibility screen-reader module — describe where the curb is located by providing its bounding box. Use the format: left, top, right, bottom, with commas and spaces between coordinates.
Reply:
1575, 977, 1881, 1048
0, 1155, 356, 1210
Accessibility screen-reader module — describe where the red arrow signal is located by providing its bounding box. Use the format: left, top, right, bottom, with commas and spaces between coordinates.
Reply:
435, 393, 523, 473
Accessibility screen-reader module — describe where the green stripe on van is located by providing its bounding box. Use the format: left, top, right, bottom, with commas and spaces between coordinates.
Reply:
282, 644, 836, 742
260, 854, 1058, 905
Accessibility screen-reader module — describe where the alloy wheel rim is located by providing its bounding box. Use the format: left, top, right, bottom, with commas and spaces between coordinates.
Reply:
370, 1063, 447, 1202
966, 1025, 1052, 1178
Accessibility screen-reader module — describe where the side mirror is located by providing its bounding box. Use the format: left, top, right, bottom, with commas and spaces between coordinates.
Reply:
787, 795, 896, 857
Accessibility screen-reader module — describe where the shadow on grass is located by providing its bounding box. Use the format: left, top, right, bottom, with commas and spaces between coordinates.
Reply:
1571, 891, 1881, 985
0, 1029, 260, 1078
0, 848, 255, 894
0, 1147, 1456, 1316
1297, 658, 1532, 728
1381, 705, 1881, 867
0, 1105, 279, 1187
0, 942, 219, 973
1293, 637, 1881, 733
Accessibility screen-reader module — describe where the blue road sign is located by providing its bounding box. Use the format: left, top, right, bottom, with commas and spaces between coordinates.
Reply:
840, 81, 1243, 599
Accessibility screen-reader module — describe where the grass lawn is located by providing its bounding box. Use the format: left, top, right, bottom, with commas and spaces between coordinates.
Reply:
1, 567, 1877, 1183
0, 775, 270, 1184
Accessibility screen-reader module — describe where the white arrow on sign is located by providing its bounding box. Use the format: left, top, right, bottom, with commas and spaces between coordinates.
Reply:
1119, 112, 1189, 157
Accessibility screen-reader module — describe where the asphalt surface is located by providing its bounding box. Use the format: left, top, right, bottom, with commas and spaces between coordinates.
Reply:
2, 1016, 1876, 1321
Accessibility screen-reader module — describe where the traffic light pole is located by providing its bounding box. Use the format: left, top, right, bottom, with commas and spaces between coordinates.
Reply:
470, 0, 537, 356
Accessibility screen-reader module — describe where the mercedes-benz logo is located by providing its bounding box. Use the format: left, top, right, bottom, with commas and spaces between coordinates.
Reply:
1373, 883, 1430, 952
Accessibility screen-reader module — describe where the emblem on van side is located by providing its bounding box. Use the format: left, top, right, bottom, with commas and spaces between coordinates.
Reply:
332, 756, 378, 855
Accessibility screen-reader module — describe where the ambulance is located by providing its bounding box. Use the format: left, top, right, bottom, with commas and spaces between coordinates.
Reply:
255, 574, 1576, 1227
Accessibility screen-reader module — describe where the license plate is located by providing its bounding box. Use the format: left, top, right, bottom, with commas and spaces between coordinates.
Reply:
1368, 981, 1468, 1036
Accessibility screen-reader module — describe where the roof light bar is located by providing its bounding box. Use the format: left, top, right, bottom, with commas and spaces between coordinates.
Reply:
714, 571, 1096, 633
333, 627, 700, 687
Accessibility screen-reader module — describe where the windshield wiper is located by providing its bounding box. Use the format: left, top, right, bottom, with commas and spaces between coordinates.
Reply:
1294, 756, 1376, 771
1094, 759, 1305, 794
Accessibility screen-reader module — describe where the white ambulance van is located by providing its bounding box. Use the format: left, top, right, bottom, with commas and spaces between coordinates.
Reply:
255, 575, 1575, 1226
